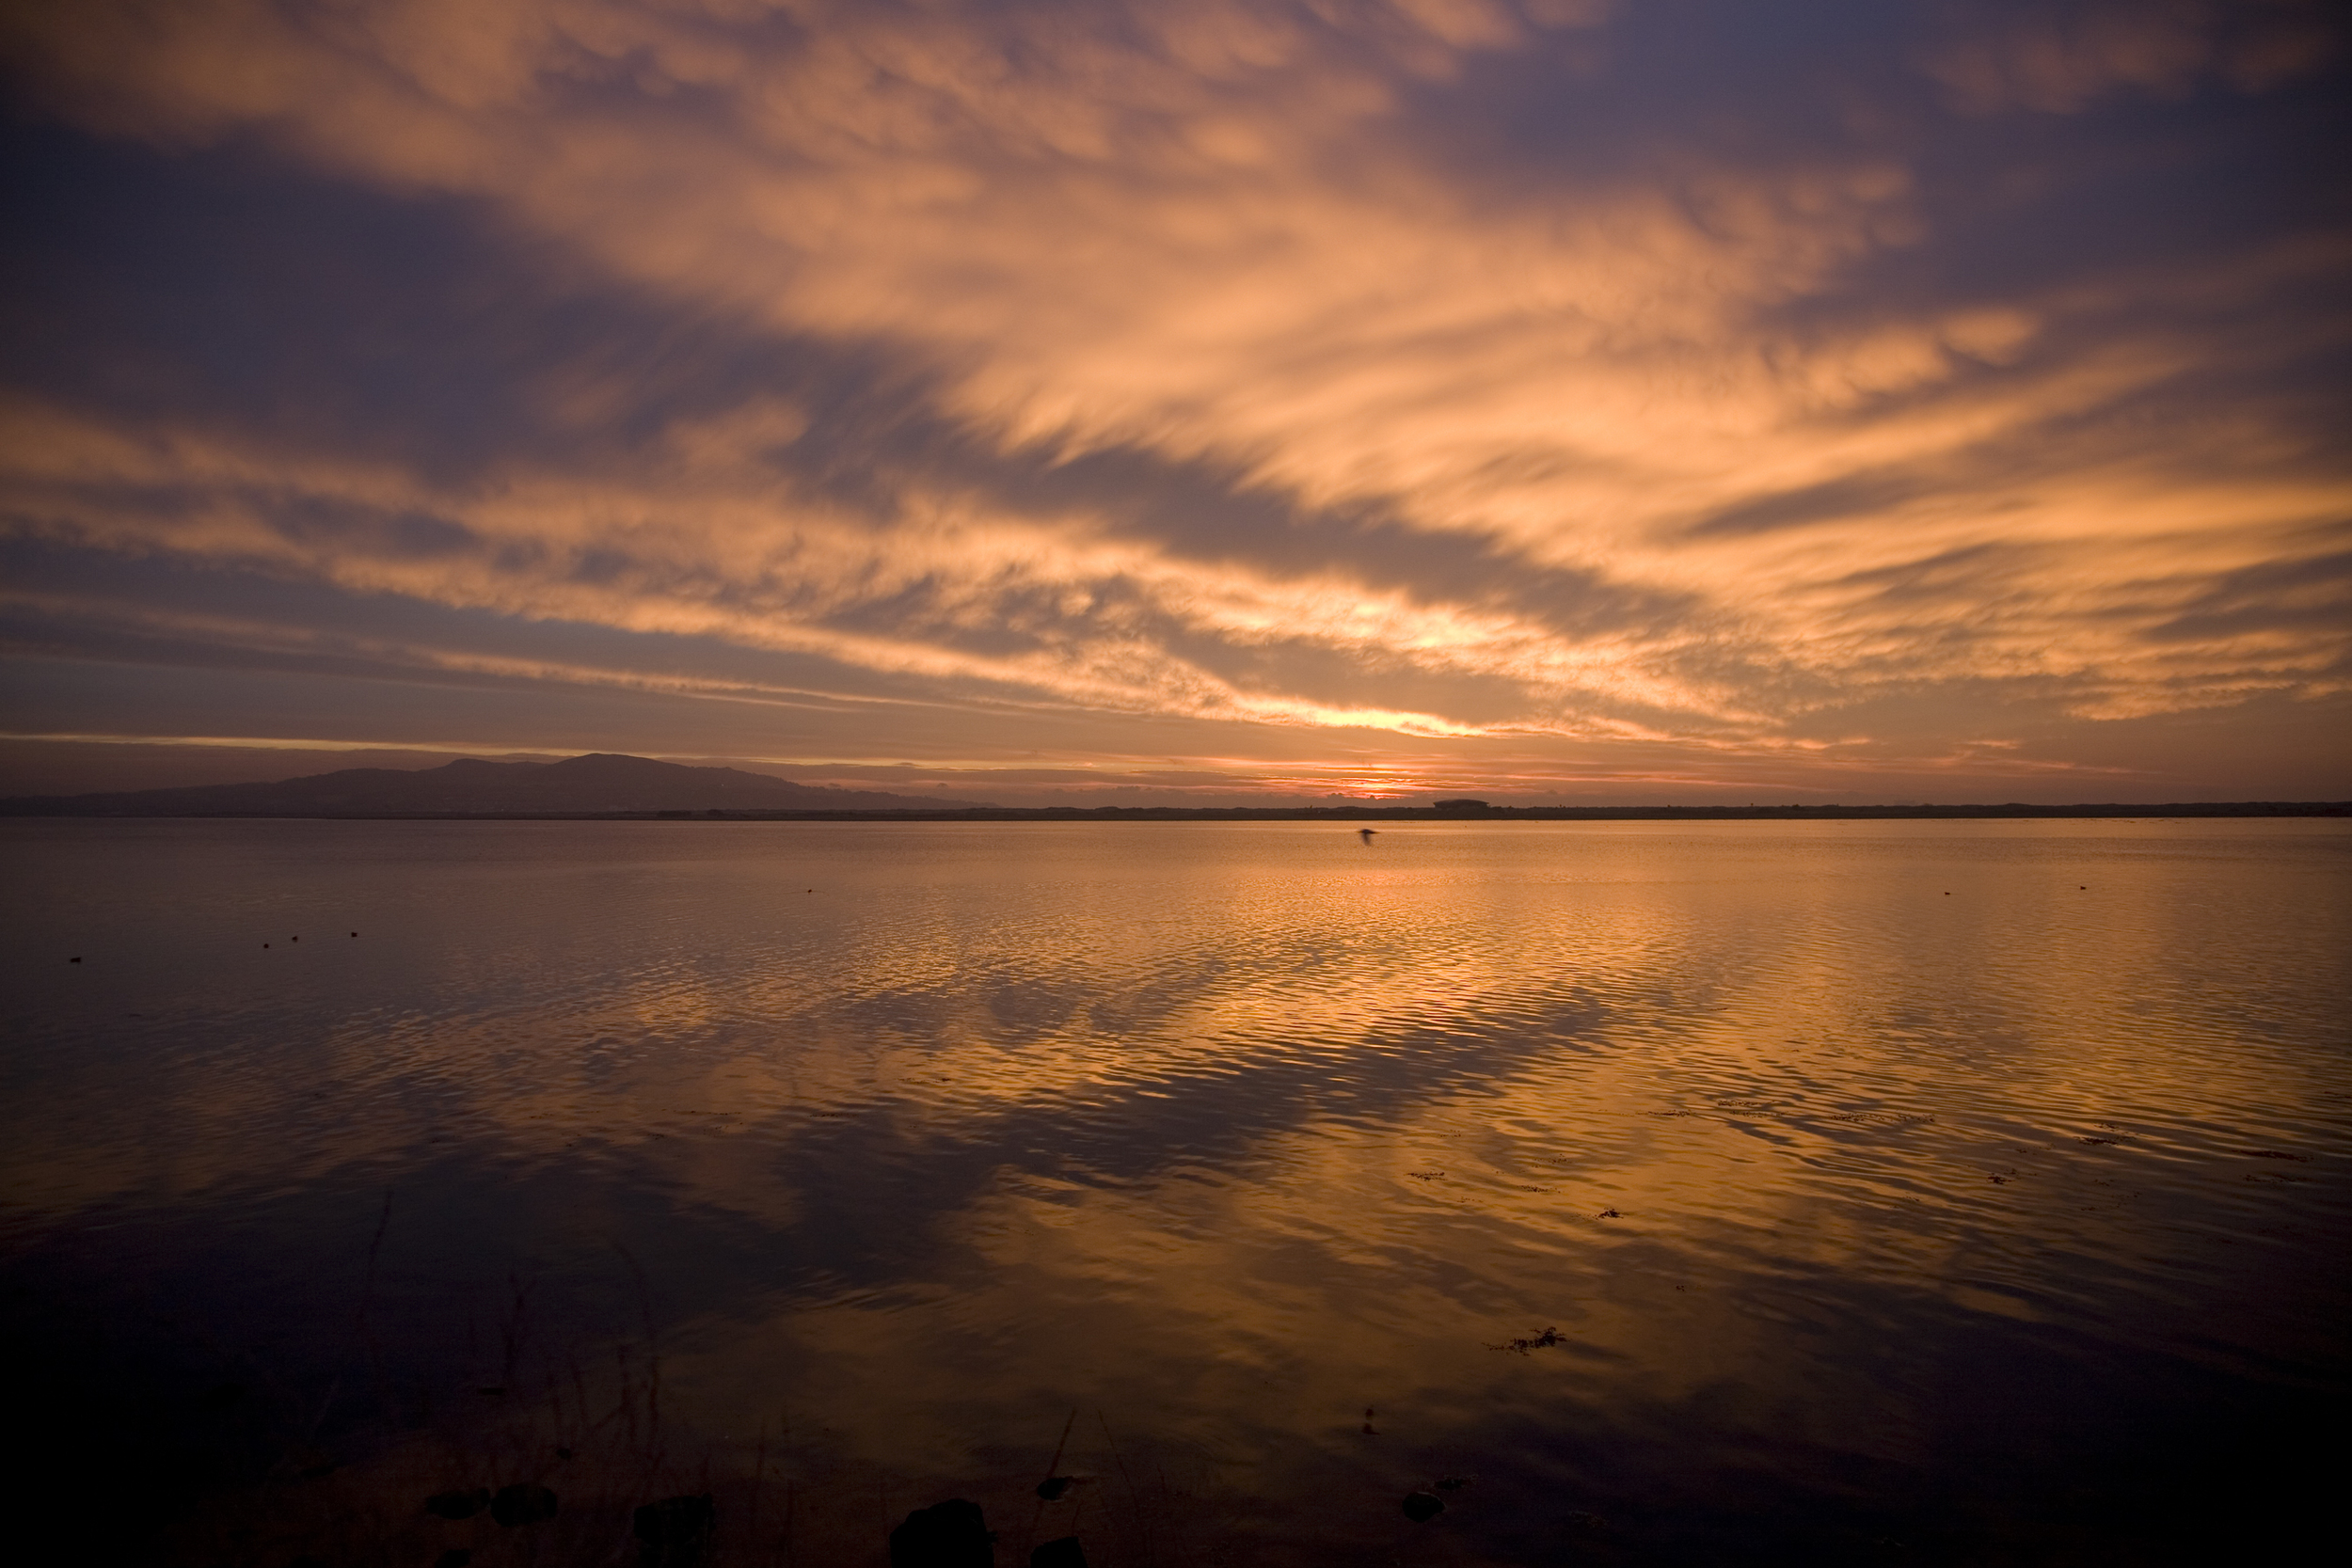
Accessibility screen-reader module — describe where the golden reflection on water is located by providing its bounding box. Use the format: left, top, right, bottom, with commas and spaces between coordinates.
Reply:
4, 818, 2346, 1562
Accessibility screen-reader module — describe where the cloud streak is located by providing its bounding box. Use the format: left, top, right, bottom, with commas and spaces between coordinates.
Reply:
1, 0, 2346, 798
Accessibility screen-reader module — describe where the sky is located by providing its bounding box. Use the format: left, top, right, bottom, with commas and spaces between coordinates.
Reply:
2, 0, 2346, 805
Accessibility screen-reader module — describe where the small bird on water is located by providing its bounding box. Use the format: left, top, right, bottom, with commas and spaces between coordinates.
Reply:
1359, 828, 1377, 845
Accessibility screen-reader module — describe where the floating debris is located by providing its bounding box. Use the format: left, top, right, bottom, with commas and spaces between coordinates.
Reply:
1406, 1170, 1445, 1180
1492, 1326, 1565, 1354
1434, 1475, 1474, 1492
1402, 1491, 1445, 1523
1035, 1476, 1075, 1501
1597, 1208, 1622, 1218
2248, 1149, 2310, 1162
1361, 1405, 1377, 1434
490, 1482, 559, 1528
423, 1488, 489, 1521
2080, 1137, 2118, 1146
1565, 1510, 1608, 1530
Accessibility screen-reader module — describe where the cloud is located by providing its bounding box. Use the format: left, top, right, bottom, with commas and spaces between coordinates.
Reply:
1, 0, 2347, 794
1918, 0, 2338, 115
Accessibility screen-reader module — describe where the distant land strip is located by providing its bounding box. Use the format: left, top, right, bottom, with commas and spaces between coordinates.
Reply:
7, 802, 2344, 821
4, 755, 2343, 820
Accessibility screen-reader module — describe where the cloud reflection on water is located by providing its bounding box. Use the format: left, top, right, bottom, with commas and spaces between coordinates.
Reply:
2, 820, 2345, 1560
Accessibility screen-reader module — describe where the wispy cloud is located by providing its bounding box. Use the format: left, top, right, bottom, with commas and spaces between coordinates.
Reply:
1, 0, 2345, 797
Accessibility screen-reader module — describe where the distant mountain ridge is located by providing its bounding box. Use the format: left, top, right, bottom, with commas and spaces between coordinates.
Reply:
0, 752, 993, 816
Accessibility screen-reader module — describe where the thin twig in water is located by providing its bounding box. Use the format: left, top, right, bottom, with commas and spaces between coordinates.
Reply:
750, 1416, 768, 1541
499, 1272, 538, 1388
1098, 1408, 1148, 1568
1026, 1406, 1079, 1551
612, 1241, 664, 1485
1157, 1457, 1200, 1568
353, 1188, 393, 1389
315, 1187, 396, 1438
777, 1402, 796, 1566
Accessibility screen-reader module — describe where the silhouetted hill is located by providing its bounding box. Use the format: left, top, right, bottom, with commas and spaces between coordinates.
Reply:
0, 752, 993, 816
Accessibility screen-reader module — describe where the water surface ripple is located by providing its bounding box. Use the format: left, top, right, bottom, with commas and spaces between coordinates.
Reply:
4, 819, 2345, 1564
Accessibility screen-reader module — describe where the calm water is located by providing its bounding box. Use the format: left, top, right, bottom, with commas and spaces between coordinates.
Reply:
5, 819, 2347, 1564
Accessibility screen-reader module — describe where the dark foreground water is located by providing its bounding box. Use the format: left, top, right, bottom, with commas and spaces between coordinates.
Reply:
4, 819, 2346, 1565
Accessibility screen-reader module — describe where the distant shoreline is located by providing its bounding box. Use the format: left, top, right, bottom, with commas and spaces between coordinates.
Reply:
7, 801, 2345, 821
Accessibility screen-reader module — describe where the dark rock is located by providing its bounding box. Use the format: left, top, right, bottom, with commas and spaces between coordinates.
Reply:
1403, 1491, 1444, 1523
490, 1482, 559, 1527
888, 1497, 993, 1566
1030, 1537, 1087, 1568
424, 1487, 491, 1520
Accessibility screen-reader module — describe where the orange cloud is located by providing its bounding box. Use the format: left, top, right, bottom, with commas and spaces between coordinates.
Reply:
2, 0, 2345, 791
